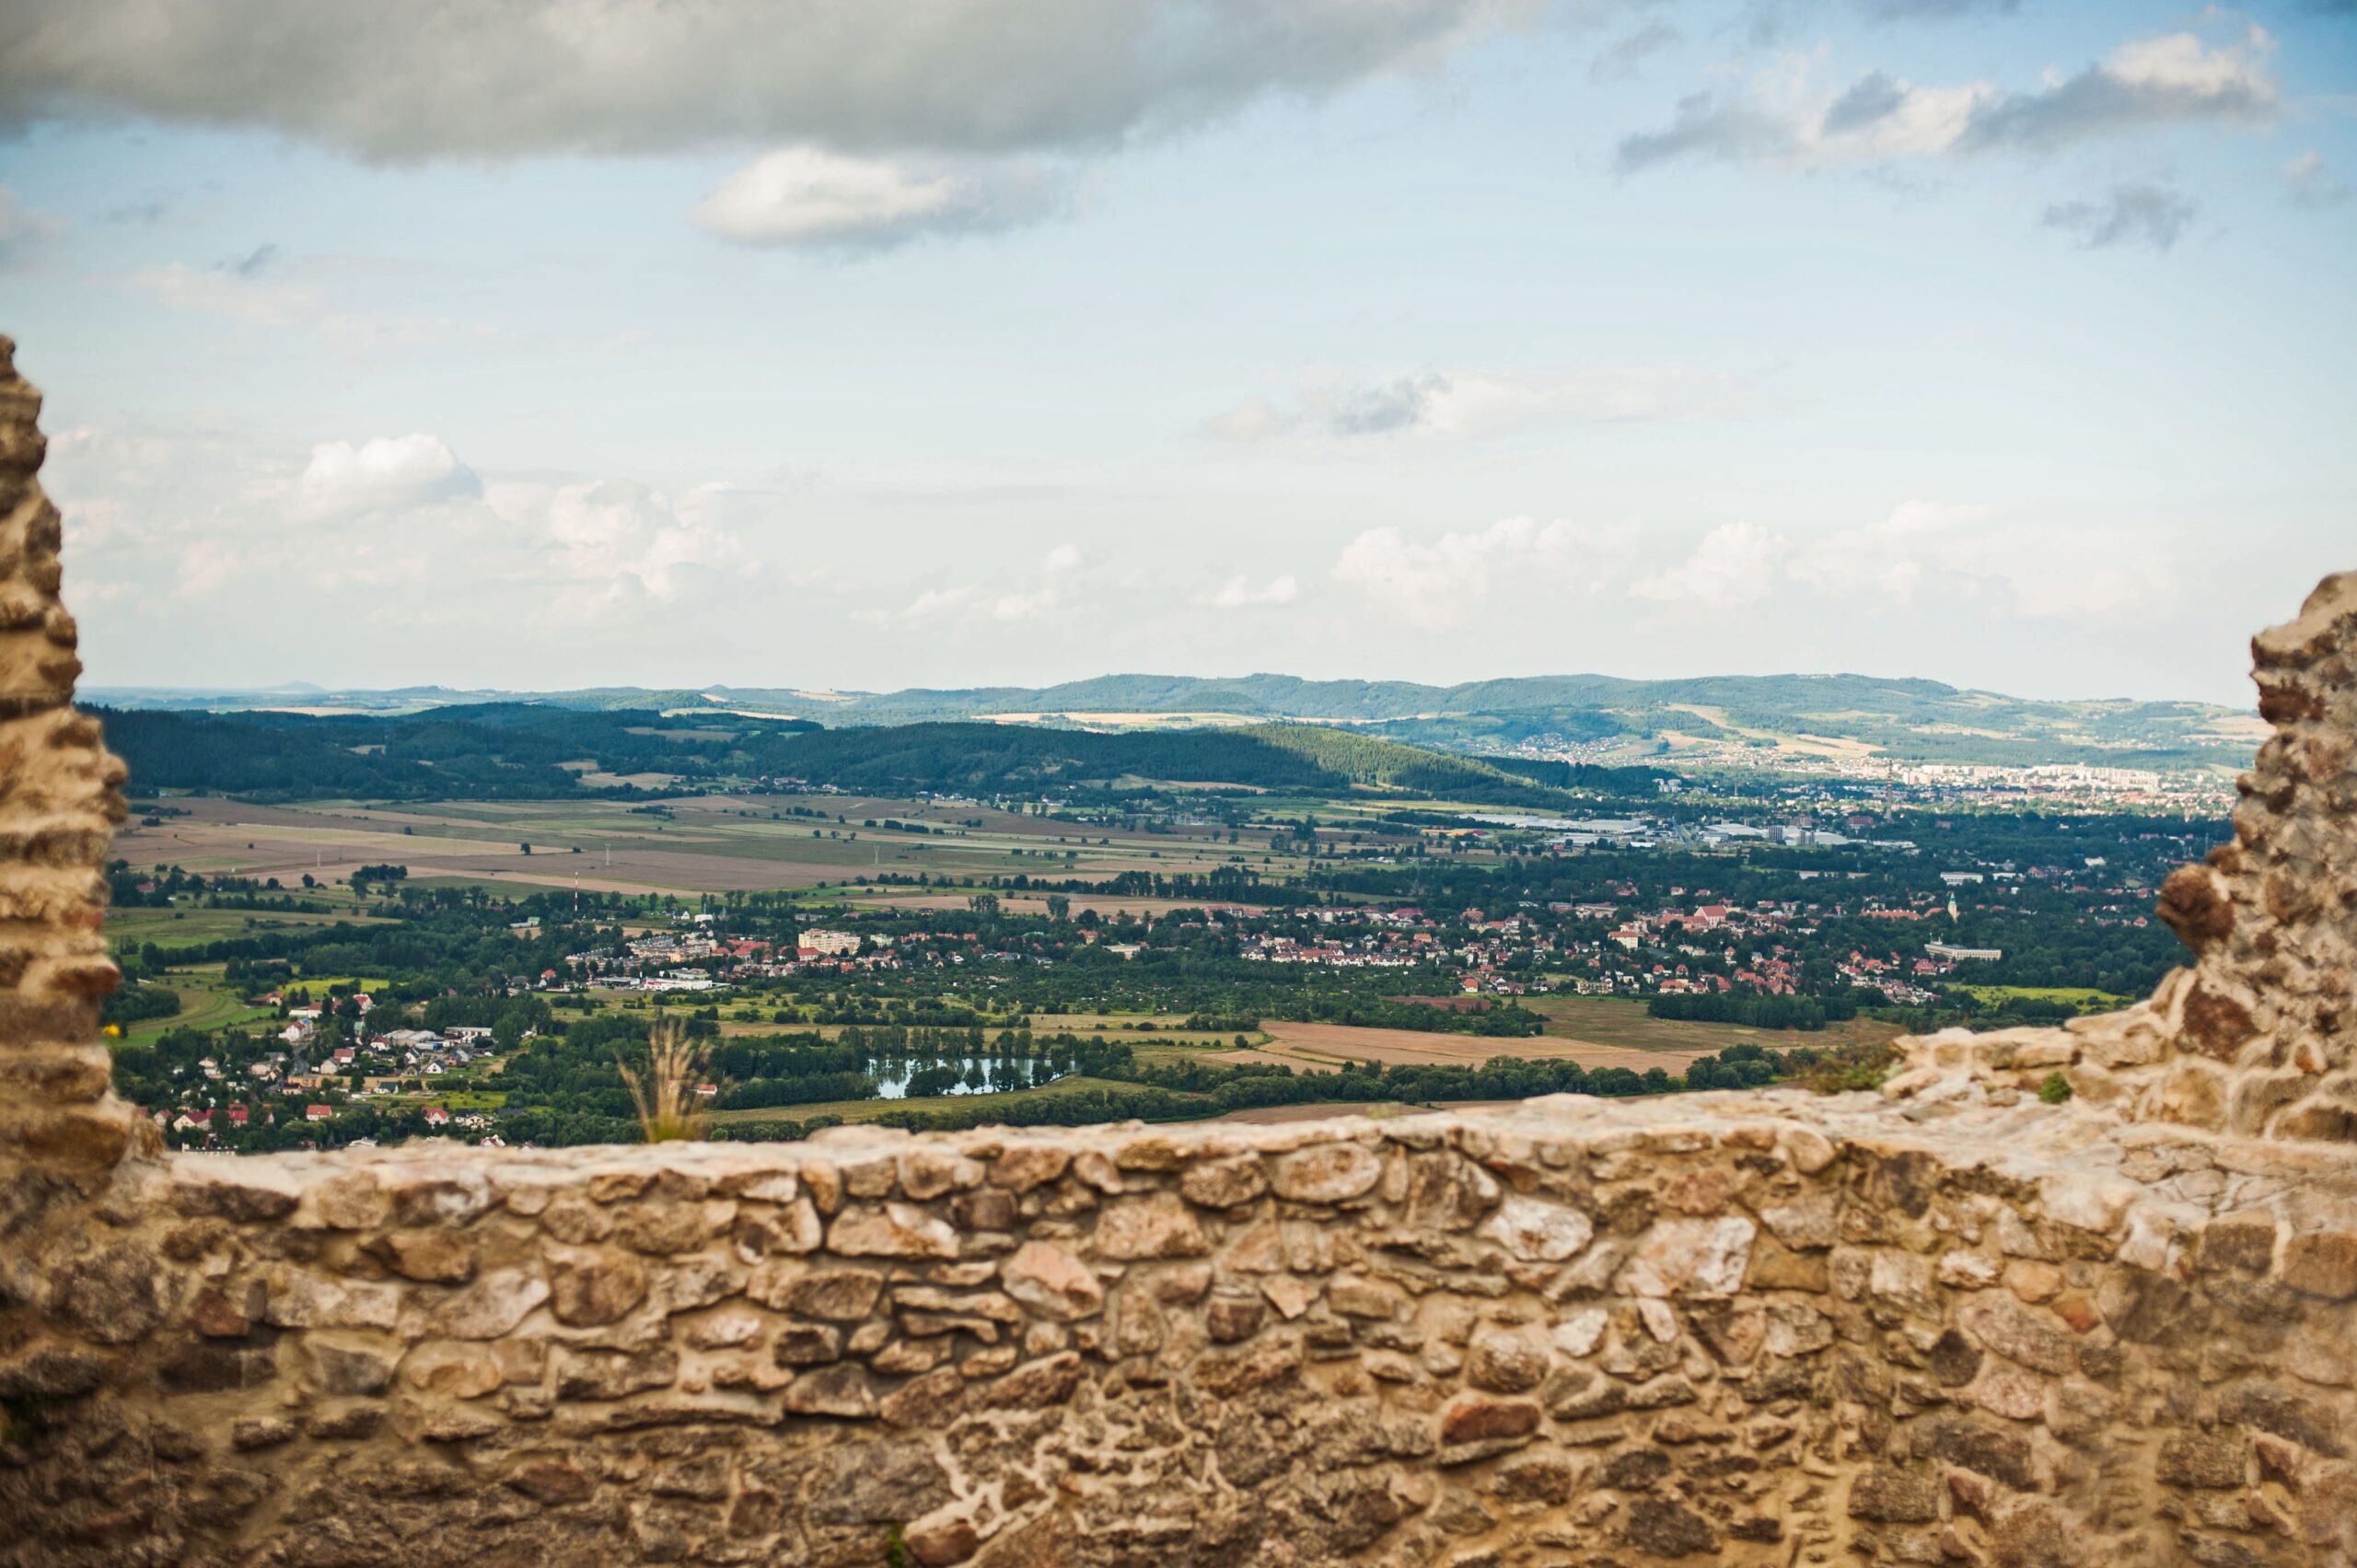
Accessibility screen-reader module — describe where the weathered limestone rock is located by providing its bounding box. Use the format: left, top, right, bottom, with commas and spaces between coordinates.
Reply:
1093, 1190, 1209, 1259
1270, 1142, 1384, 1203
750, 1263, 884, 1319
546, 1246, 648, 1326
1000, 1239, 1104, 1320
1464, 1324, 1550, 1392
828, 1200, 960, 1259
1620, 1215, 1756, 1299
1178, 1152, 1270, 1208
1480, 1195, 1595, 1262
427, 1268, 549, 1339
261, 1270, 401, 1331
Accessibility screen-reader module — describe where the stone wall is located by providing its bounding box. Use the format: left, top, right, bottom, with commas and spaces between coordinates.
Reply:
3, 332, 2355, 1567
12, 1095, 2357, 1567
0, 333, 138, 1172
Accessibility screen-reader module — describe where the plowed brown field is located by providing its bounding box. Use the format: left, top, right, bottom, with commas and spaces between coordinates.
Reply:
1253, 1020, 1712, 1074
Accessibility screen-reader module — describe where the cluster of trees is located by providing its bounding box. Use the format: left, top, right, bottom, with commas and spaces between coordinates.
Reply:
105, 862, 259, 908
101, 982, 181, 1028
352, 864, 410, 893
124, 898, 602, 1008
1646, 991, 1852, 1031
1678, 1041, 1786, 1089
97, 703, 819, 802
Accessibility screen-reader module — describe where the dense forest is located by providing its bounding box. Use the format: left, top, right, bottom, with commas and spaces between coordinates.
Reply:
97, 704, 1655, 806
96, 704, 796, 800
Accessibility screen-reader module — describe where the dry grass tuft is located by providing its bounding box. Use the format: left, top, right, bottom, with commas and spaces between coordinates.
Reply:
1790, 1037, 1904, 1095
617, 1017, 714, 1143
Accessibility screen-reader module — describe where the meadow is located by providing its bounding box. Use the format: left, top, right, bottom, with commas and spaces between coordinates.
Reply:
1522, 994, 1906, 1056
1955, 984, 2130, 1014
116, 964, 276, 1044
111, 793, 1313, 902
107, 904, 394, 951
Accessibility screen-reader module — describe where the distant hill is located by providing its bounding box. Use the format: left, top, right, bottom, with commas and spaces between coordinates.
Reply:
86, 668, 2263, 772
96, 706, 1657, 807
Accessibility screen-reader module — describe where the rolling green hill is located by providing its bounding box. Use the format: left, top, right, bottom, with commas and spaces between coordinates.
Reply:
88, 668, 2261, 773
98, 707, 1658, 806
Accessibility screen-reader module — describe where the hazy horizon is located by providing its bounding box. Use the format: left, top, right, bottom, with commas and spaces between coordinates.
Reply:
78, 660, 2248, 713
4, 0, 2352, 707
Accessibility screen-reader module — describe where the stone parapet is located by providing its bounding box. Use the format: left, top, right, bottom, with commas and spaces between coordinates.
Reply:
6, 1098, 2357, 1565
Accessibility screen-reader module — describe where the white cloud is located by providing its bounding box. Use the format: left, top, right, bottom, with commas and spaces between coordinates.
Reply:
1618, 24, 2277, 173
2040, 183, 2198, 252
1333, 517, 1615, 630
48, 416, 757, 636
993, 587, 1062, 621
130, 262, 318, 327
1784, 500, 2176, 624
692, 148, 1073, 250
1631, 521, 1788, 609
177, 539, 241, 598
125, 260, 513, 353
857, 587, 983, 630
1590, 20, 1682, 84
1787, 500, 1978, 600
296, 434, 480, 519
482, 478, 760, 622
990, 542, 1086, 620
860, 542, 1087, 629
0, 0, 1543, 162
1202, 398, 1295, 443
1617, 55, 1989, 171
1204, 573, 1301, 609
0, 184, 64, 268
1207, 365, 1769, 444
1967, 26, 2278, 150
2285, 150, 2351, 208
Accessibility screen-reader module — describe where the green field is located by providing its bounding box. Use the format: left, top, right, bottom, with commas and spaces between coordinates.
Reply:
111, 792, 1318, 901
108, 905, 393, 953
283, 976, 395, 994
1525, 994, 1906, 1054
119, 969, 275, 1043
1957, 985, 2129, 1013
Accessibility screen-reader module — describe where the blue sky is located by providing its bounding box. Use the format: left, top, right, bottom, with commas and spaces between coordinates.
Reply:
1, 0, 2351, 704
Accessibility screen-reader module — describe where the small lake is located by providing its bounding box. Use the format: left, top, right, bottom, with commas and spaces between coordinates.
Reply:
866, 1057, 1064, 1098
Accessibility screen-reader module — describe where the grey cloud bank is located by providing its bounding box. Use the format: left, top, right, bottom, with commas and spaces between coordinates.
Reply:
1617, 23, 2280, 172
0, 0, 1546, 161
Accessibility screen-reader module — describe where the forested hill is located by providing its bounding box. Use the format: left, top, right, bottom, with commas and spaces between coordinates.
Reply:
97, 706, 1656, 806
817, 671, 2253, 769
91, 668, 2258, 771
